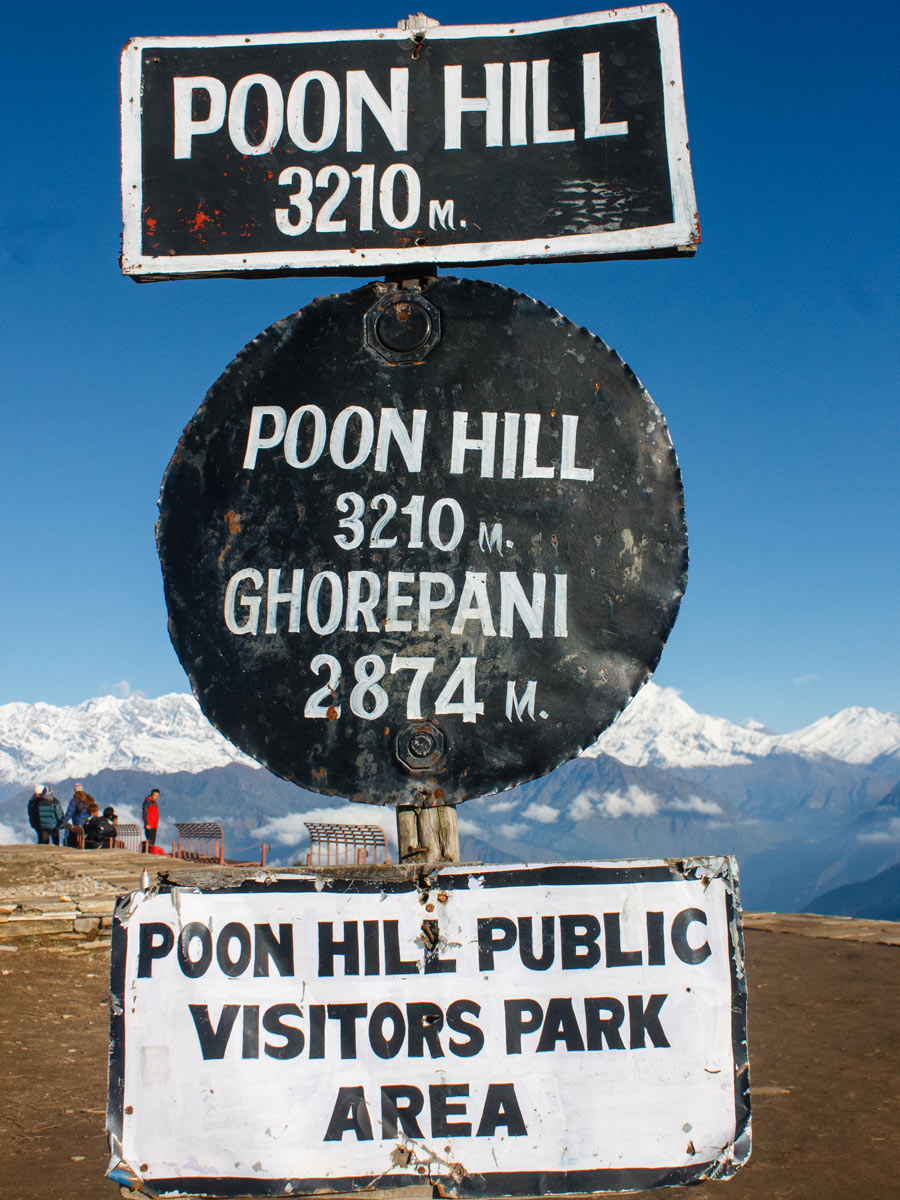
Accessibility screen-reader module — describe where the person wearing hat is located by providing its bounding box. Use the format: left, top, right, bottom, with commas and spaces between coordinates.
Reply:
27, 785, 64, 845
63, 784, 94, 847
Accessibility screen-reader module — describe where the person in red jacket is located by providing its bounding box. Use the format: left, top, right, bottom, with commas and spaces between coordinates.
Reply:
142, 788, 160, 848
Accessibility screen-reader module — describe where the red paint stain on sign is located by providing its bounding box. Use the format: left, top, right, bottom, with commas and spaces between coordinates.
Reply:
189, 206, 218, 236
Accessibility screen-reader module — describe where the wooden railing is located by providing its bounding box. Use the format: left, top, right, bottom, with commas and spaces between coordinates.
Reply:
304, 822, 389, 866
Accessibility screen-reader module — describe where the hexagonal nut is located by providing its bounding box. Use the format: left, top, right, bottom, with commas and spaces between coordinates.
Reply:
365, 291, 441, 364
396, 721, 446, 771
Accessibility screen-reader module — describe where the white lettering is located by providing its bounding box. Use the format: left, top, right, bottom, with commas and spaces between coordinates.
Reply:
553, 573, 569, 637
265, 568, 304, 633
345, 69, 409, 152
451, 572, 496, 636
228, 74, 284, 155
374, 409, 426, 472
451, 411, 498, 477
560, 414, 595, 481
428, 498, 464, 551
344, 571, 381, 632
509, 62, 528, 146
478, 522, 504, 555
243, 407, 287, 470
222, 568, 566, 641
330, 407, 375, 470
307, 571, 343, 635
434, 657, 484, 723
501, 412, 520, 478
287, 71, 340, 152
443, 63, 504, 149
582, 53, 629, 139
532, 60, 575, 144
521, 413, 555, 479
173, 77, 227, 159
390, 656, 434, 719
428, 199, 455, 230
224, 569, 263, 635
499, 573, 546, 638
385, 572, 416, 632
379, 164, 420, 229
285, 405, 327, 469
506, 680, 537, 721
418, 572, 455, 631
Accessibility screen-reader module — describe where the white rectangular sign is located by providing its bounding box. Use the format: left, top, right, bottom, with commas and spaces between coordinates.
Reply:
107, 860, 749, 1195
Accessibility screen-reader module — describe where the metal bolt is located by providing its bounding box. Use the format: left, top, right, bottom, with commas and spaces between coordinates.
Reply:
375, 301, 432, 352
365, 290, 441, 364
396, 721, 446, 771
409, 731, 435, 758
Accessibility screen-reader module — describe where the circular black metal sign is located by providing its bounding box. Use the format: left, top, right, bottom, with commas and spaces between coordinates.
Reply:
158, 277, 687, 805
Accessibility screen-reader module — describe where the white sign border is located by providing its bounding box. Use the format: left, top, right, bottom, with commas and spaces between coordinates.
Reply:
107, 858, 750, 1196
120, 6, 699, 279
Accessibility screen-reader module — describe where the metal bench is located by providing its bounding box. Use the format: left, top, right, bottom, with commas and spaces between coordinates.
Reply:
114, 823, 143, 853
171, 821, 268, 866
304, 821, 389, 866
172, 821, 225, 863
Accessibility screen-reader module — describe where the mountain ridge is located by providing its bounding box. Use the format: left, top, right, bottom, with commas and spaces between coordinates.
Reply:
2, 685, 898, 918
3, 683, 897, 786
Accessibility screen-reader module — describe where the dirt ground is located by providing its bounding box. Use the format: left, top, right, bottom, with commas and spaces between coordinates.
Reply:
0, 910, 896, 1199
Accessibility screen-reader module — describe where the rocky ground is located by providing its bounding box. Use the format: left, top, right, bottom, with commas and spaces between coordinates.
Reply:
0, 845, 897, 1200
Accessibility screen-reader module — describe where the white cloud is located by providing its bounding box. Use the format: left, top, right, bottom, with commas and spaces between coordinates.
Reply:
568, 792, 596, 821
499, 822, 528, 840
523, 802, 558, 824
857, 818, 900, 844
793, 674, 819, 686
457, 816, 481, 837
595, 786, 660, 818
99, 680, 146, 699
488, 800, 516, 813
667, 795, 723, 815
253, 805, 397, 849
0, 821, 26, 845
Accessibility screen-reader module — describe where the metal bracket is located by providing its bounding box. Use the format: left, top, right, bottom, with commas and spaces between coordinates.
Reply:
398, 13, 441, 34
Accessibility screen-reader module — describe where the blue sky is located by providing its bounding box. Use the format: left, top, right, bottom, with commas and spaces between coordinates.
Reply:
1, 0, 897, 731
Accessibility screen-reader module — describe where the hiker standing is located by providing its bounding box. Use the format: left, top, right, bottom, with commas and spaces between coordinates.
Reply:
28, 786, 64, 845
142, 788, 160, 848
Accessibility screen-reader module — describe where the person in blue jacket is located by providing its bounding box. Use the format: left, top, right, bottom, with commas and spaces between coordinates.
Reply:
27, 785, 64, 845
63, 784, 92, 847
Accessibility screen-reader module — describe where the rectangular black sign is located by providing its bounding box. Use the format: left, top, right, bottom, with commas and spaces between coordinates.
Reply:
121, 7, 698, 278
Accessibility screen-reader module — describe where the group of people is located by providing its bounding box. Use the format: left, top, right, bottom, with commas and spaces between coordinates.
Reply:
27, 783, 162, 850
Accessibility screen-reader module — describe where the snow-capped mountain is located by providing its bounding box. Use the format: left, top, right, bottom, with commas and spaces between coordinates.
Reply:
3, 683, 896, 785
587, 684, 900, 770
0, 692, 256, 785
1, 684, 898, 917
